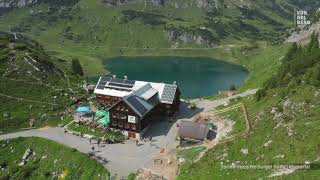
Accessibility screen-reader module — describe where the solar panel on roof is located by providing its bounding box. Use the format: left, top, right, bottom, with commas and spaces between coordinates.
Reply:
110, 78, 124, 84
96, 86, 104, 90
122, 84, 134, 88
100, 76, 111, 82
124, 80, 135, 85
96, 85, 105, 90
107, 83, 134, 89
126, 96, 148, 116
96, 78, 108, 90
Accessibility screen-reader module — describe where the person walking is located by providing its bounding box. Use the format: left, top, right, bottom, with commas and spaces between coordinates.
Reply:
136, 139, 139, 146
89, 138, 92, 145
97, 138, 101, 147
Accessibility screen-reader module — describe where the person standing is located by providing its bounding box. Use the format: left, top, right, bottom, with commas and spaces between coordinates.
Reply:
97, 138, 101, 147
89, 138, 92, 145
91, 146, 95, 153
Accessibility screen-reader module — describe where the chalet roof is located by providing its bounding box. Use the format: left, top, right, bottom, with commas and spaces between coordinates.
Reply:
178, 121, 208, 141
94, 76, 178, 104
161, 84, 178, 104
123, 93, 159, 117
123, 95, 149, 117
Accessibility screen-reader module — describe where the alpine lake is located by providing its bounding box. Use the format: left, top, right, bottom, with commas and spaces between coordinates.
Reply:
101, 56, 249, 98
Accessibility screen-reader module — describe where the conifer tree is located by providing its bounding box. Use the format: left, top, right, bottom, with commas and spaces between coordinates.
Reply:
307, 32, 319, 52
71, 58, 84, 76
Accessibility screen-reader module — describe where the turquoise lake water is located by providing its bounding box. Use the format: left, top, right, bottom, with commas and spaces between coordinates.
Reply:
102, 56, 249, 98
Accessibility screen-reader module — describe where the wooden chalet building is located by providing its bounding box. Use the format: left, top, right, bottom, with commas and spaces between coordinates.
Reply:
94, 76, 181, 138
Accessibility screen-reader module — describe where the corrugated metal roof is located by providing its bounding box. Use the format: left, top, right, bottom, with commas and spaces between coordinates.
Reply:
94, 76, 178, 105
178, 121, 208, 141
141, 88, 158, 100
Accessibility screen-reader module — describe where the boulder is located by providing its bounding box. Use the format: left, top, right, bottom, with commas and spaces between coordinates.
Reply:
22, 148, 32, 161
264, 140, 273, 147
240, 148, 248, 155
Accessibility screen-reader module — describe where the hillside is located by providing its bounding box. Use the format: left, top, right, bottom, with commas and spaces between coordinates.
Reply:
0, 137, 109, 179
1, 1, 320, 179
0, 0, 297, 47
287, 22, 320, 45
0, 31, 82, 133
177, 34, 320, 179
0, 0, 319, 75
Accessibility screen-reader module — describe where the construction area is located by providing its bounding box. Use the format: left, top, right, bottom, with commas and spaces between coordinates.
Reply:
137, 99, 252, 179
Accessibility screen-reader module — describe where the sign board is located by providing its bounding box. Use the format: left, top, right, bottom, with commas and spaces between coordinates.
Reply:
295, 10, 311, 26
128, 115, 136, 123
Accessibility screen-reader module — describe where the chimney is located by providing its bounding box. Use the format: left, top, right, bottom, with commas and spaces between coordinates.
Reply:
124, 76, 128, 80
112, 75, 116, 79
173, 81, 177, 85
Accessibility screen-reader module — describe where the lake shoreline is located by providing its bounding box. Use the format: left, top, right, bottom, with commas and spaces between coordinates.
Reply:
95, 56, 249, 98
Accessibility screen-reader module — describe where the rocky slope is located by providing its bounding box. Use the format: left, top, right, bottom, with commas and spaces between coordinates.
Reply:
0, 0, 38, 8
0, 32, 66, 84
287, 15, 320, 45
0, 31, 81, 132
1, 0, 318, 48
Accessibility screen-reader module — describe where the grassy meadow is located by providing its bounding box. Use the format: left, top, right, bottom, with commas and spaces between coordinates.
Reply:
0, 137, 109, 179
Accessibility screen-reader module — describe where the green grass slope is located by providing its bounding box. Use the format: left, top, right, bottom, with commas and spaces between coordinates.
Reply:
0, 32, 83, 133
0, 137, 108, 179
0, 0, 318, 75
177, 35, 320, 179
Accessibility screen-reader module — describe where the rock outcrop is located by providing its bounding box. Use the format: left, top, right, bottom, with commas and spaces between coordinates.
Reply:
166, 26, 217, 47
0, 0, 38, 8
287, 21, 320, 45
102, 0, 223, 10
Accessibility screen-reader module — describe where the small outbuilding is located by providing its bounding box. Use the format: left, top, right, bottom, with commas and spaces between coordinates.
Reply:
178, 120, 209, 142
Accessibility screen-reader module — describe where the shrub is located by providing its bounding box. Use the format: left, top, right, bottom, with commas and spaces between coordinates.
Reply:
229, 84, 236, 91
0, 175, 10, 180
121, 10, 166, 26
190, 102, 197, 109
127, 173, 136, 180
0, 160, 8, 168
255, 88, 267, 101
71, 58, 84, 76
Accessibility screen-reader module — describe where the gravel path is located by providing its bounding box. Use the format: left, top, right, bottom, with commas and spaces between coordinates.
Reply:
0, 125, 177, 178
192, 89, 258, 112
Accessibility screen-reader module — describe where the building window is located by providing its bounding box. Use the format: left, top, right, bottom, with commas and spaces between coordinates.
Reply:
111, 113, 117, 118
121, 115, 126, 120
131, 124, 136, 130
124, 123, 130, 129
118, 121, 124, 128
112, 120, 117, 126
116, 113, 120, 119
